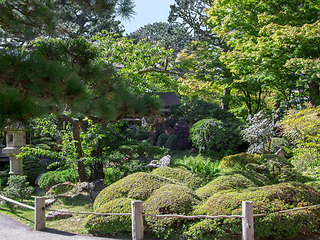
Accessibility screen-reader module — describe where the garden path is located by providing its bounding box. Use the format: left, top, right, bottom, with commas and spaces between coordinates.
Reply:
0, 213, 130, 240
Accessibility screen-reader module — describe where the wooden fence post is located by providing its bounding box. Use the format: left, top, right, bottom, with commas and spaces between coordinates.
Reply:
242, 201, 254, 240
35, 197, 45, 231
132, 200, 144, 240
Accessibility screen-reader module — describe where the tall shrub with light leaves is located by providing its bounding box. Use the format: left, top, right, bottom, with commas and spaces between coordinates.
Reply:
242, 111, 277, 154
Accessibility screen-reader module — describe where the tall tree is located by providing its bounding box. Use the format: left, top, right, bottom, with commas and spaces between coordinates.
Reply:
0, 1, 161, 182
95, 32, 181, 94
0, 0, 136, 47
128, 22, 191, 54
168, 0, 233, 109
206, 0, 320, 111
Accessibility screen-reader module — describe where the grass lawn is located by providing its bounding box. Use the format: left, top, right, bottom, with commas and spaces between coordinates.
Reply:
0, 192, 94, 235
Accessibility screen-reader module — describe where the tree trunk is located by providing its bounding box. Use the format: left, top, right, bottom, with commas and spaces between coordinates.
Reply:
90, 145, 105, 181
62, 115, 87, 182
309, 80, 320, 106
221, 87, 231, 110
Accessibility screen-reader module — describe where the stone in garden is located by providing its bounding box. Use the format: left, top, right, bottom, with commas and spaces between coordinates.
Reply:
76, 182, 89, 193
159, 155, 173, 166
35, 173, 44, 186
45, 208, 72, 221
88, 179, 104, 202
46, 182, 74, 196
146, 155, 173, 168
45, 198, 56, 206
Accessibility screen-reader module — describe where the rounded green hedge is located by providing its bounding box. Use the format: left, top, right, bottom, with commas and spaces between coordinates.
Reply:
196, 173, 258, 200
38, 168, 75, 190
192, 182, 320, 239
144, 184, 200, 239
151, 166, 202, 190
219, 153, 261, 170
85, 198, 132, 236
93, 172, 174, 210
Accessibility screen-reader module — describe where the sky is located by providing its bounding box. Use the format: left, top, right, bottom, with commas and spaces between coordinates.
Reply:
122, 0, 175, 34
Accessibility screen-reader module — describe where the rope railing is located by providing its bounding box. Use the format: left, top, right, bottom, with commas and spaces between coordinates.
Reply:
0, 194, 45, 231
2, 193, 320, 240
253, 203, 320, 217
0, 194, 35, 211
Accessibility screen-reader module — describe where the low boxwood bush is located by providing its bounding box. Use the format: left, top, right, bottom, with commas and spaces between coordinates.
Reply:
219, 153, 261, 170
246, 154, 306, 183
151, 166, 202, 190
38, 168, 75, 190
85, 198, 132, 236
196, 173, 258, 200
192, 182, 320, 239
189, 118, 244, 152
1, 175, 34, 202
144, 184, 200, 239
94, 172, 174, 210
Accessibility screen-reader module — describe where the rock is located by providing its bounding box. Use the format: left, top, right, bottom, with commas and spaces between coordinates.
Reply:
88, 179, 104, 203
146, 155, 173, 168
45, 208, 72, 221
46, 182, 74, 196
35, 173, 44, 186
45, 198, 56, 206
90, 161, 105, 181
189, 148, 198, 154
159, 155, 173, 166
76, 182, 89, 192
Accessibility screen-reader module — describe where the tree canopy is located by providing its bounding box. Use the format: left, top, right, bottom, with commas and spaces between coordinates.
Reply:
206, 0, 320, 112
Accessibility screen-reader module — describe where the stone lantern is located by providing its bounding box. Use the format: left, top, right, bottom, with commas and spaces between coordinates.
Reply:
2, 124, 26, 175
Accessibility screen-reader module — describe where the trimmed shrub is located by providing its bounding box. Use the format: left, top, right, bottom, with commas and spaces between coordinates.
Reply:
192, 182, 320, 239
94, 172, 174, 210
196, 173, 257, 200
246, 154, 305, 183
219, 153, 261, 170
1, 175, 34, 202
184, 219, 230, 240
189, 118, 243, 152
85, 198, 132, 236
151, 166, 202, 190
228, 170, 272, 187
144, 184, 200, 239
38, 168, 76, 190
189, 118, 227, 152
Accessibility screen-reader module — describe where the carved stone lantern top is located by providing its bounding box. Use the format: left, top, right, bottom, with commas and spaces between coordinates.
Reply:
5, 123, 26, 148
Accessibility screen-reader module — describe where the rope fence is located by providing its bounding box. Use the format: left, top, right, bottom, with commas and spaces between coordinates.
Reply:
1, 193, 320, 240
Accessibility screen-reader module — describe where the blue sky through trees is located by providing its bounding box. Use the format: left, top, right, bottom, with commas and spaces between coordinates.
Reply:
123, 0, 175, 34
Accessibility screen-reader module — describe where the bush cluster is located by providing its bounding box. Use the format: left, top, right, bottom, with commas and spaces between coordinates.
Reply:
219, 153, 261, 170
93, 172, 174, 210
38, 168, 76, 190
1, 175, 34, 202
196, 173, 258, 200
189, 118, 244, 152
144, 184, 200, 239
192, 182, 320, 239
86, 163, 320, 239
85, 198, 132, 236
151, 166, 202, 190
